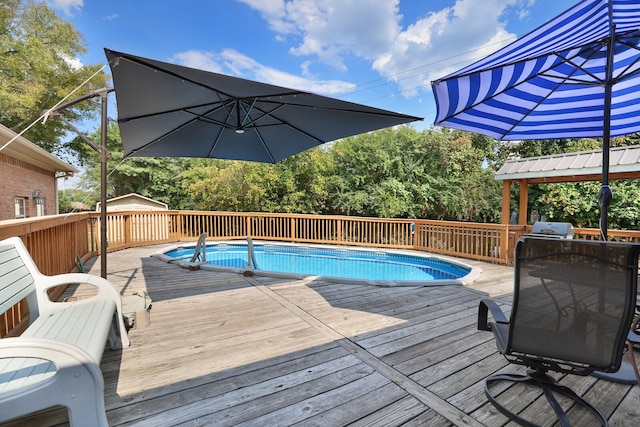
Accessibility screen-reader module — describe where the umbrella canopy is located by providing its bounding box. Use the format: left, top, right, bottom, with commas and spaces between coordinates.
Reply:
105, 48, 421, 164
431, 0, 640, 239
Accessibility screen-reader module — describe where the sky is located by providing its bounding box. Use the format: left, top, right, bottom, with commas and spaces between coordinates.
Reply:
46, 0, 579, 132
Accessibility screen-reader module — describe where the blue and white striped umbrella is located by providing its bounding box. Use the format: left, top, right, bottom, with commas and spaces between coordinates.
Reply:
432, 0, 640, 239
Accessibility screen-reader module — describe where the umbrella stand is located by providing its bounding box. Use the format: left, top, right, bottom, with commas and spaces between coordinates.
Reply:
44, 88, 114, 278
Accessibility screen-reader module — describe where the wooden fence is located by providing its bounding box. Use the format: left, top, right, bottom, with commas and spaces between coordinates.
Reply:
3, 210, 640, 337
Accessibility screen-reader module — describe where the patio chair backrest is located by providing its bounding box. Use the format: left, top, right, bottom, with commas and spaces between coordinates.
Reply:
509, 237, 640, 372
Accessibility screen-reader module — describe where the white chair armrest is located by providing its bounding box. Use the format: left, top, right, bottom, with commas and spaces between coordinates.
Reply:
35, 273, 120, 302
34, 273, 131, 349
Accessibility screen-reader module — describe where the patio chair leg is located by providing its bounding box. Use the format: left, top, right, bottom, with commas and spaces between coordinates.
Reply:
485, 370, 608, 427
627, 313, 640, 386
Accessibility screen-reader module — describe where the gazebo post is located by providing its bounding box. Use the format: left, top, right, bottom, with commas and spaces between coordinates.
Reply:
518, 179, 528, 226
501, 180, 512, 225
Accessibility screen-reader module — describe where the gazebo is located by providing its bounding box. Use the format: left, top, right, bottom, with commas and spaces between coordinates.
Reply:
495, 144, 640, 225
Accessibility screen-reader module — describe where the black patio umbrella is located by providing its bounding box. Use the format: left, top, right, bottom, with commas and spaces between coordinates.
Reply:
431, 0, 640, 240
105, 48, 422, 164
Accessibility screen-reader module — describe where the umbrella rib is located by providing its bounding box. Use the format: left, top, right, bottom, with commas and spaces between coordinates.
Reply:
237, 100, 287, 129
238, 98, 258, 128
206, 97, 242, 130
546, 49, 606, 85
612, 38, 640, 82
127, 102, 238, 156
205, 98, 243, 157
207, 124, 226, 159
119, 101, 228, 123
126, 116, 203, 156
252, 128, 276, 163
250, 102, 327, 143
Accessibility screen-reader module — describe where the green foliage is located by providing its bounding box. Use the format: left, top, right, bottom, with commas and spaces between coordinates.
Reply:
533, 180, 640, 230
57, 189, 72, 213
78, 125, 504, 222
322, 126, 500, 221
58, 188, 95, 212
0, 0, 108, 153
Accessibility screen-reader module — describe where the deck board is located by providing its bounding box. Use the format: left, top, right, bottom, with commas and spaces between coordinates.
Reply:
2, 243, 639, 427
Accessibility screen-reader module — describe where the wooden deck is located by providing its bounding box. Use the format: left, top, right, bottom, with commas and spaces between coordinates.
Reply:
4, 244, 640, 426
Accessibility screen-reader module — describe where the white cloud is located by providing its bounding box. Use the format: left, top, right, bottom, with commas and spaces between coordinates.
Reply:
46, 0, 83, 16
238, 0, 401, 70
237, 0, 534, 99
373, 0, 522, 97
60, 53, 83, 70
170, 51, 225, 74
170, 49, 355, 95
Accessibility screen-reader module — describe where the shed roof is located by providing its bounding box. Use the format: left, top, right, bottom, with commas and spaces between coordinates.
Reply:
95, 193, 168, 211
495, 145, 640, 184
0, 124, 78, 175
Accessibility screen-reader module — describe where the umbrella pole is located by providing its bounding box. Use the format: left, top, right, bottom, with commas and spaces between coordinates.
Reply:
599, 21, 616, 242
99, 92, 109, 277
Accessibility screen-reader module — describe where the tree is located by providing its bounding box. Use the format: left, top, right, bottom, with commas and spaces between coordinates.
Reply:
325, 127, 501, 221
176, 146, 334, 213
79, 123, 195, 209
0, 0, 108, 153
78, 126, 502, 222
535, 180, 640, 229
58, 188, 94, 212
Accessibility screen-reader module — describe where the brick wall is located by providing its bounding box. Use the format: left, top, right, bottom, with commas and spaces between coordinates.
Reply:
0, 153, 56, 221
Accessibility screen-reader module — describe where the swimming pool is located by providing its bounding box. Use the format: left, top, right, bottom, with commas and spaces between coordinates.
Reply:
154, 241, 477, 286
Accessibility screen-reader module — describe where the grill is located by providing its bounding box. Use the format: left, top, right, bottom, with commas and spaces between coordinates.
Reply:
527, 221, 574, 239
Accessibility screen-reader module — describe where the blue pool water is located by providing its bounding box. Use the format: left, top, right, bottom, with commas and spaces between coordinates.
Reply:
161, 243, 471, 283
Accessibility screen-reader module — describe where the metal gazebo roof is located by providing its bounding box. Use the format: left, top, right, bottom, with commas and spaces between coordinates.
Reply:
496, 144, 640, 183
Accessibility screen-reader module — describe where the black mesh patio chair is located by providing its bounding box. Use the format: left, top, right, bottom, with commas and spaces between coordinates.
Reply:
478, 236, 640, 426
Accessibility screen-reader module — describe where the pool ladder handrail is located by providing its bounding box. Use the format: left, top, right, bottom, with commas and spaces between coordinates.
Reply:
247, 237, 258, 270
189, 232, 208, 263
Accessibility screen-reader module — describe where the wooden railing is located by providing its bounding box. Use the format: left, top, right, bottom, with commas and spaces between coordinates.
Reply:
3, 210, 640, 337
573, 227, 640, 242
0, 213, 97, 337
413, 220, 525, 264
100, 211, 521, 264
7, 211, 640, 272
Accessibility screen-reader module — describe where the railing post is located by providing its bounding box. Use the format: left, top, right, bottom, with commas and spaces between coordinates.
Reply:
124, 213, 131, 246
291, 217, 296, 243
500, 225, 510, 264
